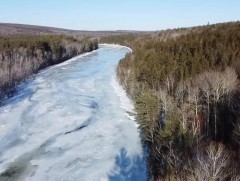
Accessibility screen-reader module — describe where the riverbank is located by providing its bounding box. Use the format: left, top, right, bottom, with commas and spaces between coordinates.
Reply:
0, 35, 98, 102
113, 22, 240, 180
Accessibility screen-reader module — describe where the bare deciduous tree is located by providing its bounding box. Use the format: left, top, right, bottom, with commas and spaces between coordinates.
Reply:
190, 143, 230, 181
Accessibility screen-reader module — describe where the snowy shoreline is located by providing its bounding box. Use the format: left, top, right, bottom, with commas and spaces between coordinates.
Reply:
100, 43, 133, 52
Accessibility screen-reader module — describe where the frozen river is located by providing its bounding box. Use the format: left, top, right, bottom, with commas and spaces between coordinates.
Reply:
0, 45, 146, 181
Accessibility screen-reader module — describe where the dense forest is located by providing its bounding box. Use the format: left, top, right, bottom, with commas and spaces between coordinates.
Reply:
103, 22, 240, 180
0, 35, 98, 101
100, 34, 140, 47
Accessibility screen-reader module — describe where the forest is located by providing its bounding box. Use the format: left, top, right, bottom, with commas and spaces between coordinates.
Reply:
103, 22, 240, 180
0, 34, 98, 101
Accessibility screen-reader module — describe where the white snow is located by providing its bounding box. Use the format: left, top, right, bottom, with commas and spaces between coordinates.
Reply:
0, 45, 146, 181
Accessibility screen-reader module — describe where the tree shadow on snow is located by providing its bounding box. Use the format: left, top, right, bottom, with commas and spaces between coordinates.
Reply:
109, 148, 147, 181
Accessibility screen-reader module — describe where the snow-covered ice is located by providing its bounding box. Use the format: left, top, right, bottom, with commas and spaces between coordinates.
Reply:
0, 45, 146, 181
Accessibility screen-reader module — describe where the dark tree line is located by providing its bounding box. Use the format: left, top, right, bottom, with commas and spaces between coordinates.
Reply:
105, 22, 240, 180
0, 35, 98, 101
100, 34, 139, 47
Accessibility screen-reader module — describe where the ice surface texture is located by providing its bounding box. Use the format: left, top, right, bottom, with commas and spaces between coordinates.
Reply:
0, 45, 146, 181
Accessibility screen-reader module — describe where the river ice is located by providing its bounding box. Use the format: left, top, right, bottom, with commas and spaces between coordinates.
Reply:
0, 45, 146, 181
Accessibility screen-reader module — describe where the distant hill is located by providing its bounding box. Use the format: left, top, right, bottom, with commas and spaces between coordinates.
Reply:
0, 23, 147, 38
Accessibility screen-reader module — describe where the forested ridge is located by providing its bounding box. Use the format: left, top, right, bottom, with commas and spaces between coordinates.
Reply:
0, 35, 98, 101
104, 22, 240, 180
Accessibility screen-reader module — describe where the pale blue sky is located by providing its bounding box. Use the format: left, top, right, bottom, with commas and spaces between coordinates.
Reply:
0, 0, 239, 30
